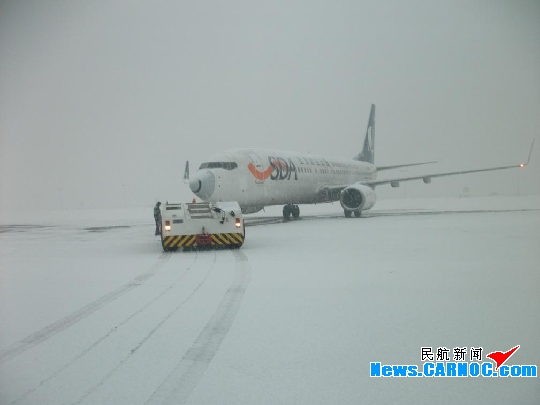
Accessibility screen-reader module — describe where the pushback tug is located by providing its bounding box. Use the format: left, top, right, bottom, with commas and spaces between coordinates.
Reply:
160, 201, 245, 252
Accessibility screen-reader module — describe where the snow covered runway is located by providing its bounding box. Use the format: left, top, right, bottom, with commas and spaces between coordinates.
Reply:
1, 197, 539, 404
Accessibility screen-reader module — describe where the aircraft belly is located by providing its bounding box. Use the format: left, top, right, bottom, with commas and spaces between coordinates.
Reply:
255, 178, 314, 205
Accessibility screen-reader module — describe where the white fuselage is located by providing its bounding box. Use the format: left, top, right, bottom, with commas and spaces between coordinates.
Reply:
189, 148, 377, 213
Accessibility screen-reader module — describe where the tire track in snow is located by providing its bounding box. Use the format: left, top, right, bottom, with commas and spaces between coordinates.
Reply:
145, 249, 251, 405
72, 251, 218, 405
0, 253, 171, 365
8, 252, 199, 405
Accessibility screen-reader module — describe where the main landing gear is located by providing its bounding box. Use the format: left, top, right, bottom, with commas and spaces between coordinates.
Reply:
344, 210, 362, 218
283, 204, 300, 220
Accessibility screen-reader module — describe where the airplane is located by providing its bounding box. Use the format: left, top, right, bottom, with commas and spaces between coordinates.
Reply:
187, 104, 534, 219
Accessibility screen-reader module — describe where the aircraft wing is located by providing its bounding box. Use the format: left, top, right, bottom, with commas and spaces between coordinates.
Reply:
377, 161, 437, 171
366, 139, 534, 187
320, 140, 533, 192
365, 162, 528, 187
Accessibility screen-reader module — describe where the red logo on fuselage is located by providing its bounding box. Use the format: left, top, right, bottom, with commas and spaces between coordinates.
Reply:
247, 156, 297, 181
247, 163, 273, 180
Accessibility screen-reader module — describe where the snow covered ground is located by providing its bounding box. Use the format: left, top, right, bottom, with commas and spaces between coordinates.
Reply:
1, 196, 539, 404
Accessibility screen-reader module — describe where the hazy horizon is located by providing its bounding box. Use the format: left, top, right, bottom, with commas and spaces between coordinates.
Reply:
2, 0, 539, 211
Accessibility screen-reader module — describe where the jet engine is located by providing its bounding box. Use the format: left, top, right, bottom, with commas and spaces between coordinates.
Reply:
340, 184, 377, 212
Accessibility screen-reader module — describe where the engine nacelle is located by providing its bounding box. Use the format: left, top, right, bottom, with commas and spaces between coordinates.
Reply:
340, 184, 377, 212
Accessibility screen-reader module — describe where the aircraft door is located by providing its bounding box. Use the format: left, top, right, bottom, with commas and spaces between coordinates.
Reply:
248, 153, 265, 184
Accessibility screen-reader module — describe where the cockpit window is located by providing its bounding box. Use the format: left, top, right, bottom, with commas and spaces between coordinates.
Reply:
224, 162, 238, 170
199, 162, 238, 170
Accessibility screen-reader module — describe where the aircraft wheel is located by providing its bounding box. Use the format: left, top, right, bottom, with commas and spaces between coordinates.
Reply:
292, 205, 300, 219
354, 210, 361, 218
283, 205, 291, 220
344, 210, 352, 218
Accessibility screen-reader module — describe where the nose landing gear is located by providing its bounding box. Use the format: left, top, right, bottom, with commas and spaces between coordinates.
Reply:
283, 204, 300, 220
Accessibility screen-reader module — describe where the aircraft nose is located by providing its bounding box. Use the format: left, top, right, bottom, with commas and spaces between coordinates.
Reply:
189, 170, 215, 200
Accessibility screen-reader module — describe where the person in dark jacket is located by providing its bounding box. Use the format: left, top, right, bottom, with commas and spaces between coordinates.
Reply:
154, 202, 162, 235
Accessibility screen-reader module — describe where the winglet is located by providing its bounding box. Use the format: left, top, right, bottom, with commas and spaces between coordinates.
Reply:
183, 161, 190, 182
524, 139, 535, 166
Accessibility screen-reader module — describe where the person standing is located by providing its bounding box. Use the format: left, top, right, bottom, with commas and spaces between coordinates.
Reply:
154, 202, 162, 235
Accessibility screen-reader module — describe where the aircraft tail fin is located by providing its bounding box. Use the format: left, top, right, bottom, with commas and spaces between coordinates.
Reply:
353, 104, 375, 164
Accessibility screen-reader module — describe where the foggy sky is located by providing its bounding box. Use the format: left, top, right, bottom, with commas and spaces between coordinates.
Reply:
1, 0, 539, 211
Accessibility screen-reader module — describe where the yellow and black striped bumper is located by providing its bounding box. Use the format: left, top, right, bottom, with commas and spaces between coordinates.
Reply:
162, 233, 244, 249
162, 234, 196, 249
210, 233, 244, 246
